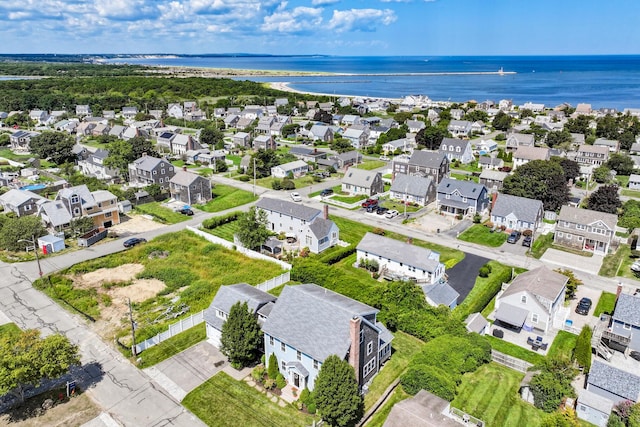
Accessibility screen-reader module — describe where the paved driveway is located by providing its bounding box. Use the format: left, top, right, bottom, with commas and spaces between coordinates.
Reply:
565, 287, 603, 332
540, 248, 604, 275
447, 252, 490, 302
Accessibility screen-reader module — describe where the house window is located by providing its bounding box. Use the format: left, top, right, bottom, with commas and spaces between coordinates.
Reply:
105, 211, 112, 218
360, 330, 364, 343
578, 236, 583, 241
281, 342, 286, 352
297, 351, 302, 361
306, 235, 312, 246
576, 224, 586, 230
363, 358, 376, 377
169, 167, 174, 172
566, 234, 572, 240
73, 207, 80, 216
557, 232, 563, 237
463, 197, 467, 203
281, 361, 286, 371
161, 169, 165, 175
367, 341, 373, 355
623, 323, 631, 330
71, 195, 79, 204
531, 314, 539, 323
521, 295, 527, 304
24, 204, 31, 211
269, 336, 274, 346
313, 360, 319, 370
446, 194, 450, 199
153, 170, 157, 175
159, 178, 163, 183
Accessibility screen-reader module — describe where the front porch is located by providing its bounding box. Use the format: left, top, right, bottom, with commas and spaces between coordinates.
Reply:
583, 238, 608, 255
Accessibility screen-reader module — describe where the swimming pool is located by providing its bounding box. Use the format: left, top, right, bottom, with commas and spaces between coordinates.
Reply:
20, 184, 46, 191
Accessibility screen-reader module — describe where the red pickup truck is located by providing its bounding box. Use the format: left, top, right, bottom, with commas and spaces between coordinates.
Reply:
361, 199, 378, 208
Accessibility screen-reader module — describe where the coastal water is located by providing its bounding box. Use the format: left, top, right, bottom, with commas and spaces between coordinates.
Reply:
106, 55, 640, 110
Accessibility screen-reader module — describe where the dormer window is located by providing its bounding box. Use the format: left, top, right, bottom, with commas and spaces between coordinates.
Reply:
71, 194, 79, 204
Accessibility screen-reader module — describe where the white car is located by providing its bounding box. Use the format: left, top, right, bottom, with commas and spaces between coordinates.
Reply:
290, 192, 302, 202
631, 261, 640, 273
385, 209, 399, 219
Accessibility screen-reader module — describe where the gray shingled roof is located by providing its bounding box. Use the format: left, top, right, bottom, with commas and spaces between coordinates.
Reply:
613, 293, 640, 326
409, 150, 446, 168
131, 155, 166, 171
390, 174, 433, 198
308, 217, 336, 239
465, 313, 489, 334
440, 137, 470, 151
357, 232, 441, 273
170, 170, 202, 186
588, 361, 640, 401
204, 284, 276, 331
58, 185, 96, 209
558, 206, 618, 230
422, 282, 459, 307
479, 169, 508, 181
39, 200, 72, 227
491, 194, 543, 225
342, 168, 379, 188
0, 189, 44, 206
501, 266, 568, 302
262, 284, 380, 361
256, 197, 320, 222
437, 177, 487, 199
514, 146, 550, 161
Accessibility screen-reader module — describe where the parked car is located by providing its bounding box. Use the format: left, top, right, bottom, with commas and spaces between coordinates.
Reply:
362, 199, 378, 208
376, 206, 389, 215
630, 350, 640, 362
379, 155, 390, 161
507, 231, 522, 244
575, 297, 592, 315
290, 192, 302, 202
320, 188, 334, 197
631, 261, 640, 273
179, 207, 194, 216
123, 237, 147, 248
522, 235, 532, 247
385, 209, 399, 219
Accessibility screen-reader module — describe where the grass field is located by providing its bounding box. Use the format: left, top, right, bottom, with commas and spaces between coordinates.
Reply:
451, 363, 544, 427
485, 336, 546, 366
137, 323, 206, 368
183, 372, 317, 427
355, 160, 386, 170
365, 387, 411, 427
530, 233, 554, 259
378, 199, 422, 213
593, 292, 617, 317
458, 225, 508, 247
134, 202, 191, 224
364, 332, 424, 410
621, 188, 640, 198
599, 244, 630, 277
332, 194, 368, 204
450, 172, 479, 183
547, 331, 577, 361
203, 220, 242, 242
196, 184, 257, 212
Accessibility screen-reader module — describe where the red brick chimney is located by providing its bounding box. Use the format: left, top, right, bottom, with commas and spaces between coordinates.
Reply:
491, 192, 498, 210
616, 282, 623, 299
323, 204, 329, 220
348, 316, 361, 384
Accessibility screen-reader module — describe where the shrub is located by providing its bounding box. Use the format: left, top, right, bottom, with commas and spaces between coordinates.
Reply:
411, 334, 491, 379
268, 353, 278, 379
523, 229, 533, 237
299, 247, 310, 258
263, 378, 275, 389
478, 266, 491, 278
299, 388, 311, 405
318, 246, 356, 265
276, 373, 286, 389
252, 366, 266, 383
401, 365, 456, 400
307, 403, 316, 414
473, 213, 482, 224
372, 227, 386, 235
238, 175, 251, 182
202, 211, 240, 229
282, 178, 296, 190
485, 221, 494, 228
271, 180, 282, 190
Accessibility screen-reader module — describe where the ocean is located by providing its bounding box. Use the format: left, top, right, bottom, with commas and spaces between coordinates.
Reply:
108, 55, 640, 110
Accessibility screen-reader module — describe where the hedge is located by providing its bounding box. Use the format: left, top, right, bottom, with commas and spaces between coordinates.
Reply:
202, 211, 241, 229
317, 246, 356, 265
400, 365, 456, 400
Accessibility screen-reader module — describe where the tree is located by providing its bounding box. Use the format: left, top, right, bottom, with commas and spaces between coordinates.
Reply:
267, 353, 278, 379
313, 110, 333, 124
331, 138, 354, 154
555, 269, 583, 300
593, 165, 612, 183
70, 217, 96, 236
314, 355, 364, 427
29, 131, 75, 164
492, 111, 512, 131
463, 110, 488, 123
619, 131, 636, 151
415, 125, 450, 150
551, 157, 580, 183
545, 130, 572, 148
565, 115, 591, 136
248, 149, 279, 178
128, 136, 158, 160
104, 139, 134, 179
235, 206, 270, 250
619, 200, 640, 231
607, 153, 635, 176
400, 364, 456, 400
200, 127, 224, 149
587, 184, 621, 214
502, 160, 570, 211
540, 408, 580, 427
220, 302, 262, 369
575, 326, 592, 373
0, 329, 80, 404
530, 358, 577, 413
0, 216, 47, 251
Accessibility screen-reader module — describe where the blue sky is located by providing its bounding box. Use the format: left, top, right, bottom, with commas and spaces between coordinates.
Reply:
1, 0, 638, 55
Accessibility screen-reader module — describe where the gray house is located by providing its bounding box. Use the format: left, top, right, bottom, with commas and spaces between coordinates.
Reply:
169, 169, 212, 205
392, 150, 449, 184
341, 168, 383, 196
128, 155, 175, 190
554, 206, 617, 255
204, 283, 276, 348
479, 169, 509, 192
609, 293, 640, 352
0, 189, 45, 217
262, 284, 393, 391
436, 178, 489, 216
490, 193, 543, 232
389, 174, 435, 206
438, 138, 474, 164
576, 389, 613, 427
586, 361, 640, 404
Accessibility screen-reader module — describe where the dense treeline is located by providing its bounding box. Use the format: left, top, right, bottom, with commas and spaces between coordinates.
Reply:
0, 75, 324, 112
0, 61, 147, 77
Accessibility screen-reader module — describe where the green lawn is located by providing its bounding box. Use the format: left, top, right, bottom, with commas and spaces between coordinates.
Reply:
364, 332, 424, 410
593, 292, 617, 317
365, 387, 411, 427
355, 160, 386, 170
600, 244, 630, 277
0, 323, 21, 338
458, 225, 508, 247
485, 336, 546, 366
547, 331, 577, 361
450, 172, 479, 183
332, 194, 368, 204
530, 233, 554, 259
195, 184, 257, 212
0, 148, 32, 161
616, 175, 630, 188
454, 261, 517, 319
137, 323, 206, 368
134, 202, 191, 224
452, 363, 545, 427
378, 199, 422, 213
227, 155, 241, 166
621, 188, 640, 198
202, 220, 242, 242
183, 372, 317, 427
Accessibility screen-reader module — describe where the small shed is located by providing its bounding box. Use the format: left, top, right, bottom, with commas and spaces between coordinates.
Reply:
118, 200, 132, 214
38, 234, 65, 254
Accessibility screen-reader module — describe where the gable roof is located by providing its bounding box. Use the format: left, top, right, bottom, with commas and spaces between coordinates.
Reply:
507, 133, 535, 146
308, 217, 336, 239
256, 197, 320, 222
437, 177, 486, 199
204, 283, 276, 330
408, 150, 447, 168
612, 293, 640, 326
39, 200, 73, 227
343, 167, 379, 188
422, 282, 459, 307
588, 361, 640, 402
492, 193, 543, 224
0, 189, 44, 206
58, 185, 96, 208
557, 206, 617, 230
514, 146, 550, 161
357, 232, 441, 273
440, 137, 470, 151
501, 266, 568, 302
169, 170, 203, 186
479, 169, 509, 181
262, 284, 380, 361
390, 174, 433, 197
130, 155, 168, 171
465, 313, 489, 334
578, 144, 609, 155
274, 160, 308, 172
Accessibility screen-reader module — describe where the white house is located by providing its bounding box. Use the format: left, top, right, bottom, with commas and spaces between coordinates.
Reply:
629, 174, 640, 190
270, 160, 309, 179
512, 146, 550, 169
341, 168, 383, 196
490, 193, 544, 232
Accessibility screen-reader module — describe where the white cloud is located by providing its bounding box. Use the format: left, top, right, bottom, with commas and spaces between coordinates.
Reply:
261, 6, 323, 33
311, 0, 339, 5
328, 8, 396, 32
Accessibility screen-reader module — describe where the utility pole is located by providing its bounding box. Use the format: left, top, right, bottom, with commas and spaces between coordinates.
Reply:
128, 298, 137, 357
253, 157, 257, 196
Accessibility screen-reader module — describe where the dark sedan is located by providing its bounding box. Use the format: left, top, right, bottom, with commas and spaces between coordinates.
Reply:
123, 237, 147, 248
575, 297, 592, 315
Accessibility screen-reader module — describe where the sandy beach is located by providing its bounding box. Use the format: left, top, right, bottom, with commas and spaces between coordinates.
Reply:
267, 81, 403, 102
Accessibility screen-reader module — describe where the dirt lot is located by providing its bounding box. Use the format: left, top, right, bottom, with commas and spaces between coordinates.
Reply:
109, 214, 166, 235
72, 264, 166, 339
0, 392, 100, 427
408, 208, 461, 233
